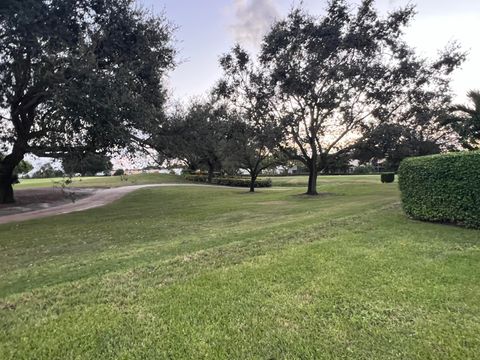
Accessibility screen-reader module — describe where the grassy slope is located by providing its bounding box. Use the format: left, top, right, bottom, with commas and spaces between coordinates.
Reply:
1, 179, 479, 359
14, 173, 184, 190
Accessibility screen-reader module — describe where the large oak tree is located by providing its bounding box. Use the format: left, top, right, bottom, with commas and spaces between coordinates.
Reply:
258, 0, 463, 195
0, 0, 175, 202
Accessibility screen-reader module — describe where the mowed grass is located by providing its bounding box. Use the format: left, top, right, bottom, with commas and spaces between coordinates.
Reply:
1, 179, 479, 359
14, 173, 183, 190
262, 174, 389, 187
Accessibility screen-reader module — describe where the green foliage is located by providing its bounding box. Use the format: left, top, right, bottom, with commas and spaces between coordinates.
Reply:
398, 151, 480, 228
380, 173, 395, 183
353, 123, 443, 172
353, 165, 375, 175
113, 169, 125, 176
62, 153, 113, 176
185, 175, 272, 188
154, 100, 230, 175
443, 90, 480, 149
31, 163, 64, 179
0, 0, 175, 202
15, 160, 33, 175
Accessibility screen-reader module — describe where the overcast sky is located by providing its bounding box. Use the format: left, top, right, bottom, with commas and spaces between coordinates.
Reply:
139, 0, 479, 103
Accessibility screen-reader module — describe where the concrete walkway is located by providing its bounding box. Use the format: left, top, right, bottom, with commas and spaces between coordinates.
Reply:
0, 184, 223, 225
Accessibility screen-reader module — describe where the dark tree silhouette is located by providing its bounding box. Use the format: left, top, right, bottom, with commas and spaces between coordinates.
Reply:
443, 91, 480, 150
155, 100, 230, 183
0, 0, 175, 202
257, 0, 464, 195
216, 46, 285, 192
62, 153, 113, 176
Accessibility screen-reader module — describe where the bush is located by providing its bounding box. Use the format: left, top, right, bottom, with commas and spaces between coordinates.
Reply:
185, 175, 272, 188
380, 172, 395, 183
352, 164, 375, 175
113, 169, 125, 176
398, 151, 480, 229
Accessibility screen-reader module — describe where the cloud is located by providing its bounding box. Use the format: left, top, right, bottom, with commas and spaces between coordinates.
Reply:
230, 0, 279, 48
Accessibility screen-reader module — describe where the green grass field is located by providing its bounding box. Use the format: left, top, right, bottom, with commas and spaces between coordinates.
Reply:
15, 173, 386, 190
1, 177, 479, 359
14, 173, 183, 190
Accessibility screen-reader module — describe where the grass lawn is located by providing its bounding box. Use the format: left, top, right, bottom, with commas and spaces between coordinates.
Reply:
1, 178, 479, 359
14, 173, 184, 190
262, 174, 390, 187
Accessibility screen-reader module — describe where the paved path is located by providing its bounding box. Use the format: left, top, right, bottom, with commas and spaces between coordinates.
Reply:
0, 184, 222, 225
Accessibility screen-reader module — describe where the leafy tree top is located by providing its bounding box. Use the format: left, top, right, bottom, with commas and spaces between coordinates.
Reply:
0, 0, 176, 158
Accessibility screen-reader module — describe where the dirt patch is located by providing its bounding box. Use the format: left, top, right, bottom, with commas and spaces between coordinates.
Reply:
1, 188, 66, 207
0, 188, 94, 217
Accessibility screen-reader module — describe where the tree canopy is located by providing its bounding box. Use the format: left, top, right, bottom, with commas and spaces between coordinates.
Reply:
154, 100, 231, 182
225, 0, 464, 195
216, 45, 285, 192
443, 91, 480, 150
0, 0, 175, 202
62, 153, 113, 176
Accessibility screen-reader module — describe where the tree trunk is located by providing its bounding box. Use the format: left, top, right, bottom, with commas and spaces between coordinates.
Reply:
306, 161, 318, 195
0, 168, 15, 204
207, 164, 214, 184
249, 174, 257, 193
0, 142, 27, 204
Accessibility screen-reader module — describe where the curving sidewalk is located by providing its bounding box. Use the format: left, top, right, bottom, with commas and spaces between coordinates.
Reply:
0, 184, 223, 225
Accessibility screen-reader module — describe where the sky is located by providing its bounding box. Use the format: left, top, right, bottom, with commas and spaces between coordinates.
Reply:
139, 0, 480, 103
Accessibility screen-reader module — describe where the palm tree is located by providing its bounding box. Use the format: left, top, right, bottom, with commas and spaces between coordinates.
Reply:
444, 91, 480, 150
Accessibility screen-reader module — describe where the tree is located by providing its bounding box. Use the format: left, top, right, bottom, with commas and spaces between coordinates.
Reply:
352, 123, 442, 171
62, 153, 113, 176
257, 1, 463, 195
0, 0, 175, 203
155, 100, 230, 183
216, 46, 285, 192
443, 91, 480, 150
31, 163, 64, 179
15, 159, 33, 175
227, 118, 284, 192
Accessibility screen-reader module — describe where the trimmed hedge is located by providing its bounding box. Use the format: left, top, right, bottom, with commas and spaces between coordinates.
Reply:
185, 175, 272, 188
398, 151, 480, 229
381, 172, 395, 183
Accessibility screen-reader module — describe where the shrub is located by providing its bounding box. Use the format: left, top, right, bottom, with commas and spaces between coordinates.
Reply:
380, 172, 395, 183
398, 151, 480, 229
352, 164, 375, 175
113, 169, 125, 176
185, 175, 272, 188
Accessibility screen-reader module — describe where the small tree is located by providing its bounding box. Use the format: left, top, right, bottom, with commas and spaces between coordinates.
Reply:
155, 100, 230, 183
227, 118, 284, 192
216, 46, 285, 192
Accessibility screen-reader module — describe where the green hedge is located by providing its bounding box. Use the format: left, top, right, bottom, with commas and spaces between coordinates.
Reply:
398, 151, 480, 228
380, 172, 395, 183
185, 175, 272, 188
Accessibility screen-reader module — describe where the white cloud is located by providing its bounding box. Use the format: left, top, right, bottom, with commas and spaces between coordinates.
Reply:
230, 0, 279, 48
